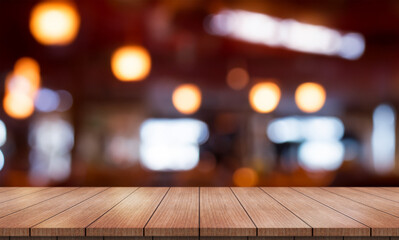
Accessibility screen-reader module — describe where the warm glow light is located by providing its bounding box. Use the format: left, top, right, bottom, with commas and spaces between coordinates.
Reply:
30, 1, 80, 46
12, 57, 41, 93
111, 45, 151, 81
3, 92, 35, 119
233, 167, 258, 187
226, 67, 249, 90
249, 81, 281, 113
295, 82, 326, 113
172, 84, 202, 115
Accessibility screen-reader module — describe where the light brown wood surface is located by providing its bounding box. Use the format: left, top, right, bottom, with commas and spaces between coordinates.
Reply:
262, 187, 369, 236
0, 187, 105, 236
87, 187, 169, 236
231, 187, 311, 236
31, 187, 137, 236
145, 187, 199, 237
2, 187, 399, 238
200, 187, 256, 236
295, 187, 399, 236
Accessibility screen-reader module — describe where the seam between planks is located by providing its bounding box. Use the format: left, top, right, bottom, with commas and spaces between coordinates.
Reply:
258, 187, 313, 235
143, 187, 171, 237
29, 187, 110, 236
291, 187, 371, 236
84, 187, 141, 236
230, 187, 258, 236
352, 187, 399, 204
0, 187, 79, 220
323, 187, 399, 219
0, 187, 49, 204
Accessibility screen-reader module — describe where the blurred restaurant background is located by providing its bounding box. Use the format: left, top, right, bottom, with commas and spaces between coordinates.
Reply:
0, 0, 399, 187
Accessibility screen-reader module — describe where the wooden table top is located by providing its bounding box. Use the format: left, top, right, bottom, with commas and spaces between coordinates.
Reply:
0, 187, 399, 239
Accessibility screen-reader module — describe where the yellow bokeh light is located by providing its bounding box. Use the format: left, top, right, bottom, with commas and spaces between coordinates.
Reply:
233, 167, 258, 187
226, 67, 249, 90
295, 82, 326, 113
172, 84, 201, 115
30, 1, 80, 46
249, 81, 281, 113
111, 45, 151, 81
3, 92, 35, 119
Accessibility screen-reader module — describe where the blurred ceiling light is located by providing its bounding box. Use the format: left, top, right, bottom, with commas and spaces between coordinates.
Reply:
35, 88, 60, 112
233, 167, 258, 187
0, 120, 6, 147
140, 118, 209, 171
3, 92, 35, 119
207, 10, 365, 60
56, 90, 73, 111
111, 45, 151, 81
267, 116, 344, 144
226, 67, 249, 90
295, 82, 326, 113
298, 140, 344, 171
13, 57, 41, 91
29, 1, 80, 46
0, 151, 4, 171
249, 81, 280, 113
372, 104, 396, 174
172, 84, 202, 114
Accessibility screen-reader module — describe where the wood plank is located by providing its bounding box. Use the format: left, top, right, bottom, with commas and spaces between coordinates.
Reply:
0, 187, 106, 236
382, 187, 399, 193
295, 187, 399, 236
249, 237, 294, 240
145, 187, 199, 237
31, 187, 137, 236
104, 237, 151, 240
0, 188, 46, 203
262, 187, 369, 236
87, 187, 169, 236
231, 187, 311, 236
353, 188, 399, 202
200, 187, 256, 237
0, 187, 77, 218
323, 187, 399, 218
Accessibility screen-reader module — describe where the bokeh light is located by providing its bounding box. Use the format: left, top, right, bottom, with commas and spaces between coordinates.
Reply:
29, 1, 80, 46
3, 92, 35, 119
13, 57, 41, 92
249, 81, 281, 113
233, 167, 258, 187
111, 45, 151, 81
226, 67, 249, 90
172, 84, 202, 115
295, 82, 326, 113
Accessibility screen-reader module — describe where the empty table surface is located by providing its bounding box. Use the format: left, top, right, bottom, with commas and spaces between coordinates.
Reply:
0, 187, 398, 239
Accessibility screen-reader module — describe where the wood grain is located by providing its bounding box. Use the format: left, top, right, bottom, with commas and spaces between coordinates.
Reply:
0, 187, 105, 236
353, 188, 399, 202
145, 187, 199, 237
87, 187, 169, 236
0, 187, 77, 218
0, 188, 46, 203
200, 187, 256, 237
296, 187, 399, 236
262, 187, 369, 236
323, 187, 399, 218
32, 187, 137, 236
232, 187, 311, 236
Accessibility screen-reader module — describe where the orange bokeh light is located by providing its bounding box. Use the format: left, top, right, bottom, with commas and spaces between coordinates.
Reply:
295, 82, 326, 113
12, 57, 41, 93
30, 1, 80, 46
111, 45, 151, 81
172, 84, 202, 115
249, 81, 281, 113
3, 92, 35, 119
233, 167, 258, 187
